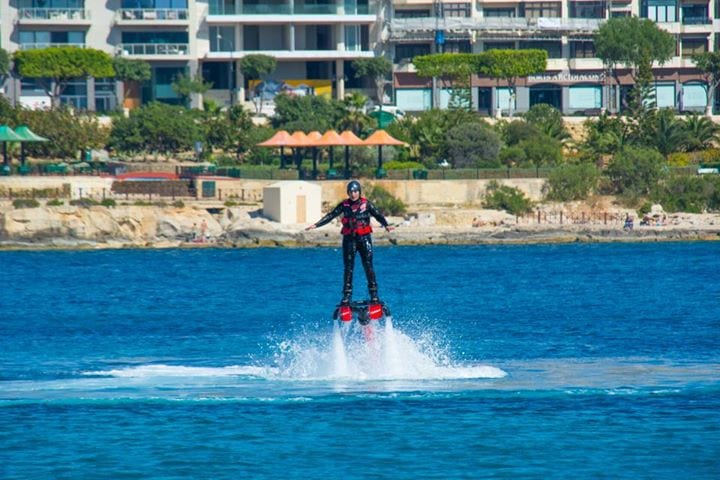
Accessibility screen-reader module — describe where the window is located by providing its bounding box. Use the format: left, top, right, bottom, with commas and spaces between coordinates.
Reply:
441, 2, 471, 17
18, 0, 84, 7
570, 41, 596, 58
681, 5, 709, 24
681, 37, 707, 56
520, 41, 561, 58
19, 30, 84, 47
681, 83, 707, 109
484, 8, 516, 17
210, 26, 235, 52
394, 9, 431, 18
395, 43, 431, 62
202, 62, 235, 90
444, 41, 471, 54
121, 31, 188, 43
569, 1, 605, 18
521, 2, 561, 18
121, 0, 188, 7
643, 0, 677, 22
569, 86, 602, 109
95, 78, 116, 113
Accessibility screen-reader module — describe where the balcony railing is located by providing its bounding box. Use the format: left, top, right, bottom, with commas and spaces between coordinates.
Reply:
209, 4, 374, 15
682, 16, 711, 24
391, 16, 602, 34
117, 9, 189, 21
118, 43, 189, 56
20, 42, 86, 50
18, 8, 89, 20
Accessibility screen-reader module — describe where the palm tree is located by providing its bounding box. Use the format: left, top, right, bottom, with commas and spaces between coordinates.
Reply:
648, 109, 688, 157
682, 114, 719, 151
338, 92, 374, 135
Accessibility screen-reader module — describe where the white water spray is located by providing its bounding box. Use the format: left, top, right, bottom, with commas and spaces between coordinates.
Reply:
331, 321, 349, 377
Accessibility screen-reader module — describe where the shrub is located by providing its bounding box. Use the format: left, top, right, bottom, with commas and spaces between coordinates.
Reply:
366, 184, 407, 216
518, 134, 563, 166
383, 160, 426, 171
173, 200, 185, 208
667, 152, 691, 167
100, 198, 117, 208
483, 180, 534, 215
498, 146, 527, 167
445, 122, 501, 168
652, 175, 720, 213
46, 198, 64, 206
13, 198, 40, 209
69, 198, 99, 208
524, 103, 569, 140
606, 146, 666, 195
545, 163, 600, 201
700, 148, 720, 166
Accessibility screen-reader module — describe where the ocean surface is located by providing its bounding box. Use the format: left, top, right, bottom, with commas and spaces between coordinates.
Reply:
1, 243, 719, 479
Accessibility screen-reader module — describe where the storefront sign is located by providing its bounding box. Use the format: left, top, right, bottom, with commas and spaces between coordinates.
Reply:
528, 72, 605, 84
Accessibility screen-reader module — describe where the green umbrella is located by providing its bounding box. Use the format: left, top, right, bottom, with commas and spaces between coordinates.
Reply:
14, 125, 49, 167
0, 125, 24, 170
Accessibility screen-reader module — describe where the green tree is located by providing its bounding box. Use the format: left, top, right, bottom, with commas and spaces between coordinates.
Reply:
239, 54, 277, 113
498, 146, 527, 167
109, 102, 202, 157
594, 17, 675, 113
606, 146, 667, 195
445, 122, 501, 168
500, 120, 542, 146
644, 109, 688, 156
414, 53, 477, 109
339, 92, 375, 135
545, 163, 600, 201
518, 134, 563, 167
652, 174, 720, 213
172, 73, 213, 108
16, 108, 108, 159
13, 47, 114, 108
683, 113, 719, 151
476, 49, 547, 117
581, 114, 629, 156
483, 180, 534, 215
524, 103, 569, 141
272, 94, 346, 132
691, 51, 720, 117
0, 48, 10, 77
352, 57, 392, 107
112, 56, 151, 105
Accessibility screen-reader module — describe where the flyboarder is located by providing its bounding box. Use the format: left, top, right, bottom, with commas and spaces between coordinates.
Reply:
305, 180, 394, 306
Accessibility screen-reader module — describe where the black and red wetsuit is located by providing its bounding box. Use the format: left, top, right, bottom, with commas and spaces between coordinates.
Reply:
313, 197, 389, 302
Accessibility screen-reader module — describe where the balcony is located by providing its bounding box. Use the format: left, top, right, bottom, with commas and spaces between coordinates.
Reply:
117, 43, 190, 58
207, 3, 376, 23
17, 8, 91, 25
115, 9, 190, 25
205, 49, 374, 61
390, 16, 603, 38
682, 16, 711, 24
20, 42, 86, 50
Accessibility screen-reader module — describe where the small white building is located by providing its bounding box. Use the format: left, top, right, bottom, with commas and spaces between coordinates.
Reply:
263, 181, 322, 225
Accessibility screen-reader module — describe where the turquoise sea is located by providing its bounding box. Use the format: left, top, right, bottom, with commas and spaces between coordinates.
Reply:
1, 243, 719, 479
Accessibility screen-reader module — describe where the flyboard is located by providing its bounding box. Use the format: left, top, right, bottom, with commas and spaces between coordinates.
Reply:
332, 300, 392, 342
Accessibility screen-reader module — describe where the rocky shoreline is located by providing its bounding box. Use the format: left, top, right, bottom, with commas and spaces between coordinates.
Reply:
1, 203, 719, 250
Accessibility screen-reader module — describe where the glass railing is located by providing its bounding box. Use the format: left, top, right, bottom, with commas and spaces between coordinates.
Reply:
209, 3, 375, 15
118, 43, 189, 55
117, 9, 189, 21
682, 16, 711, 24
20, 42, 86, 50
18, 8, 89, 20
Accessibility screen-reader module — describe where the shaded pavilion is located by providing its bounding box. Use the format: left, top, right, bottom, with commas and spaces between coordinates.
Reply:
314, 130, 344, 174
257, 130, 292, 168
285, 131, 310, 174
14, 125, 48, 167
339, 130, 365, 179
306, 131, 322, 178
0, 125, 24, 172
362, 129, 407, 172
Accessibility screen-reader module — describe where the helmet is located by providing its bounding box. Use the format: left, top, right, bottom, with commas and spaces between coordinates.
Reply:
346, 180, 362, 195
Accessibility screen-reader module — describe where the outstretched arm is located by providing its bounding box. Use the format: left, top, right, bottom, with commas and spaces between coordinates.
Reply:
367, 201, 395, 232
305, 202, 343, 230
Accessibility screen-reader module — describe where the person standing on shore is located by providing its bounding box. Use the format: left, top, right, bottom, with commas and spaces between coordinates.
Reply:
305, 180, 394, 305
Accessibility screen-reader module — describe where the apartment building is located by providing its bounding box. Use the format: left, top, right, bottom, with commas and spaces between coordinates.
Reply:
0, 0, 380, 110
0, 0, 716, 115
389, 0, 720, 115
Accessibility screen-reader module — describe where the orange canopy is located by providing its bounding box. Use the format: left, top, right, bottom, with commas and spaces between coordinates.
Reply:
257, 130, 291, 147
314, 130, 344, 146
285, 131, 310, 148
306, 131, 323, 144
339, 130, 365, 146
363, 129, 407, 147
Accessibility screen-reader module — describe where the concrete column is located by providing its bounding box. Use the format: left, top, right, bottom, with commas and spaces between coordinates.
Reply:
87, 77, 96, 112
188, 59, 202, 109
471, 87, 479, 111
116, 80, 125, 111
289, 24, 295, 51
515, 86, 530, 114
561, 85, 571, 115
491, 86, 499, 117
336, 59, 345, 100
561, 36, 570, 64
236, 25, 244, 103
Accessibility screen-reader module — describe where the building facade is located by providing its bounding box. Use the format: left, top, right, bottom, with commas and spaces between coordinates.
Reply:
389, 0, 720, 115
0, 0, 717, 115
0, 0, 381, 110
